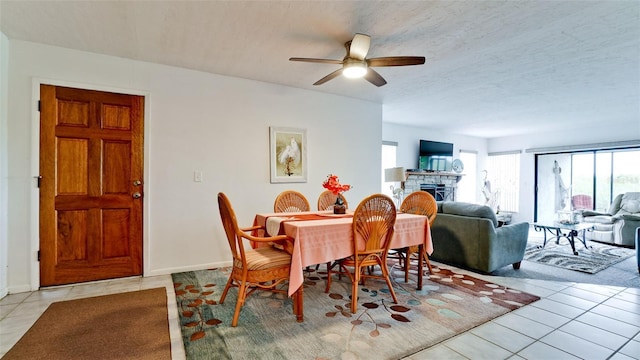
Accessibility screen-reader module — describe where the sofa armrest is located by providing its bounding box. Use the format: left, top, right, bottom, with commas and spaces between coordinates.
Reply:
582, 210, 607, 217
496, 222, 529, 237
622, 214, 640, 222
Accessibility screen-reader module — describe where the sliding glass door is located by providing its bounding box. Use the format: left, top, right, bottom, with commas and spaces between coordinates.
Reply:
535, 148, 640, 222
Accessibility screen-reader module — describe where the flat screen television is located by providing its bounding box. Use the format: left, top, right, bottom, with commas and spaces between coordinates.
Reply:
418, 140, 453, 172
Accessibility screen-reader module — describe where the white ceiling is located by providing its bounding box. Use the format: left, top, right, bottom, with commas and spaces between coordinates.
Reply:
1, 0, 638, 138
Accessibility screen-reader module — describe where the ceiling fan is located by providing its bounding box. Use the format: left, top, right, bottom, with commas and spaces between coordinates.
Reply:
289, 33, 425, 87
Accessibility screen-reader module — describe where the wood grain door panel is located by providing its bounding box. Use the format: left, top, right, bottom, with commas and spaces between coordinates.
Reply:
40, 85, 144, 286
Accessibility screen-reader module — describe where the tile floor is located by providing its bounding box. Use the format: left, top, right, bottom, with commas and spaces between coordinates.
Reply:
1, 266, 638, 360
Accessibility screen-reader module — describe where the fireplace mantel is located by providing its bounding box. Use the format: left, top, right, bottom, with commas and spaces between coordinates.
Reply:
404, 171, 463, 201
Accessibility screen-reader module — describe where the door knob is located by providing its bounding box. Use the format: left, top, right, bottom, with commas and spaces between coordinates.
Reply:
132, 192, 142, 199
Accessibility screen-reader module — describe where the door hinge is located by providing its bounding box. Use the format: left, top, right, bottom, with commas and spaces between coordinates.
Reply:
37, 250, 41, 262
38, 100, 41, 112
36, 175, 42, 188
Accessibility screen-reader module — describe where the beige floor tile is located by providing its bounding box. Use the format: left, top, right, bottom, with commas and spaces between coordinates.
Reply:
0, 292, 30, 306
572, 283, 625, 297
559, 319, 628, 350
603, 297, 640, 314
406, 344, 469, 359
470, 321, 535, 353
540, 330, 615, 359
513, 305, 571, 328
529, 298, 586, 319
547, 292, 599, 311
0, 303, 18, 319
575, 311, 640, 338
609, 352, 637, 360
619, 340, 640, 359
560, 286, 611, 303
492, 313, 555, 339
615, 290, 640, 305
591, 304, 640, 326
517, 342, 580, 359
445, 333, 512, 359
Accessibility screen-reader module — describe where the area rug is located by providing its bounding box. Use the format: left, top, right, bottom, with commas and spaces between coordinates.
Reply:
524, 239, 635, 274
172, 265, 539, 360
1, 288, 171, 360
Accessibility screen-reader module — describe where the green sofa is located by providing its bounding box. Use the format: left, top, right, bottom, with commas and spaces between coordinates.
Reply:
430, 201, 529, 273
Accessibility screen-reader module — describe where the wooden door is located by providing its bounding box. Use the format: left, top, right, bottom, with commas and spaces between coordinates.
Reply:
39, 85, 144, 286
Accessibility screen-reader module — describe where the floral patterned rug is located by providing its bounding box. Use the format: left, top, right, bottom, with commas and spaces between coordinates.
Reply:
171, 264, 539, 360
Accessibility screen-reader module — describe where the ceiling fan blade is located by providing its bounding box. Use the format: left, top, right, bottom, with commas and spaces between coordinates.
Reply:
367, 56, 426, 67
349, 33, 371, 60
313, 68, 343, 85
289, 57, 343, 65
364, 68, 387, 87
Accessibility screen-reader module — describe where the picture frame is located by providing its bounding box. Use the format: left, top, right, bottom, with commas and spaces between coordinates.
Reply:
270, 127, 307, 183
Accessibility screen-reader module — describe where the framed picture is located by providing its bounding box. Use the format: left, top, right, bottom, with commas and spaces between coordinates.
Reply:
270, 127, 307, 183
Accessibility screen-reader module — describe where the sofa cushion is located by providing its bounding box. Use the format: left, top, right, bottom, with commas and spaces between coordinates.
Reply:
607, 194, 624, 215
619, 192, 640, 214
441, 202, 498, 227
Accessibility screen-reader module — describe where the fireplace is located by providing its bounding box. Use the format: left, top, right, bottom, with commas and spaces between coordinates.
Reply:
420, 184, 455, 201
404, 171, 462, 201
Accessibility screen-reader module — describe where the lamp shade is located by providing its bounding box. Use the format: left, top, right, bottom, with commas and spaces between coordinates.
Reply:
384, 167, 405, 182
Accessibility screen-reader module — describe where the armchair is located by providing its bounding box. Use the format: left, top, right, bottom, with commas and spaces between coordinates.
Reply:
582, 192, 640, 247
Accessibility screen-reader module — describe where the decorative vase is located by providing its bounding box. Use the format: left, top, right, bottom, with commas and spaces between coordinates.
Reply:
333, 196, 346, 214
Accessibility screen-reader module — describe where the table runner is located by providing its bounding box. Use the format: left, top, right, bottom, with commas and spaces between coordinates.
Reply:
266, 212, 354, 237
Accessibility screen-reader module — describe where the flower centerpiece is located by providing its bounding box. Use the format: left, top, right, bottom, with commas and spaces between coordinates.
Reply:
322, 174, 351, 214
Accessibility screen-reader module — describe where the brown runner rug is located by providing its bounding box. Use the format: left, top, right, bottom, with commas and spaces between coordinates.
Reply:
2, 288, 171, 360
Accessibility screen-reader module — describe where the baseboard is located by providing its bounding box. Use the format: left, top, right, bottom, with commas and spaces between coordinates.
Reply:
145, 260, 233, 277
7, 284, 32, 295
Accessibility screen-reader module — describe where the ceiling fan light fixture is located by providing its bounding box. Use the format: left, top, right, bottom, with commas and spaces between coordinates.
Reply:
342, 62, 367, 78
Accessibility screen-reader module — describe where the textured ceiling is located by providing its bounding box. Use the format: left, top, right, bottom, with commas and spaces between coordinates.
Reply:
1, 0, 638, 138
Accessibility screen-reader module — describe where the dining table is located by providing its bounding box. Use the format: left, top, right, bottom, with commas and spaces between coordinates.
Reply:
252, 210, 433, 311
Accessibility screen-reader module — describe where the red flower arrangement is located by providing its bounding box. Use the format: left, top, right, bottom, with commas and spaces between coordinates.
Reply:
322, 174, 352, 195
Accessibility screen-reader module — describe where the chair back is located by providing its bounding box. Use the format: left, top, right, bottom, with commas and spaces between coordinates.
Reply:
400, 191, 438, 225
274, 190, 311, 212
218, 192, 247, 267
352, 194, 397, 257
317, 190, 348, 211
571, 194, 593, 211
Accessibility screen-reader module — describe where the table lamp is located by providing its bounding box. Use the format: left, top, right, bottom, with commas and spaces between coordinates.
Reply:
385, 167, 406, 207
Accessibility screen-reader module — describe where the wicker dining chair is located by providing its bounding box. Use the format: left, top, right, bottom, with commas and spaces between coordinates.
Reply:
274, 190, 311, 213
317, 190, 349, 211
325, 194, 398, 313
394, 191, 437, 282
218, 192, 301, 326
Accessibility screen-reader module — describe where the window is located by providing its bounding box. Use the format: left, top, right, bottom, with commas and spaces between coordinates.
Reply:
535, 147, 639, 222
381, 141, 397, 198
456, 150, 477, 203
571, 149, 640, 212
487, 152, 520, 212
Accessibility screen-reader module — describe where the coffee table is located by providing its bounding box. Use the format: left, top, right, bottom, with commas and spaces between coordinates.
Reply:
532, 222, 594, 255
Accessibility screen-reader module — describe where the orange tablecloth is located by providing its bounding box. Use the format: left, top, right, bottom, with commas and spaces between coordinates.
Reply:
253, 210, 432, 296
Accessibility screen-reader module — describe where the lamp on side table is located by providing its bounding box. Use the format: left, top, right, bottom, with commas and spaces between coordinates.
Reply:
385, 167, 405, 207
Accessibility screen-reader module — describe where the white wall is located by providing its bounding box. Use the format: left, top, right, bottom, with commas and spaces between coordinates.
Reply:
0, 32, 9, 298
6, 40, 382, 293
382, 122, 488, 203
